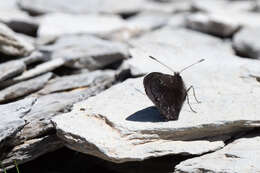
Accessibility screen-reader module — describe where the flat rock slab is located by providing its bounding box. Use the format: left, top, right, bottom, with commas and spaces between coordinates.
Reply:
0, 9, 38, 36
129, 27, 233, 55
18, 0, 147, 15
18, 0, 190, 15
185, 12, 241, 37
0, 23, 34, 56
0, 60, 26, 82
233, 27, 260, 59
126, 12, 171, 34
191, 0, 254, 13
40, 35, 129, 70
0, 73, 52, 103
175, 131, 260, 173
52, 26, 260, 163
38, 13, 127, 40
13, 58, 66, 81
39, 70, 115, 94
52, 106, 224, 163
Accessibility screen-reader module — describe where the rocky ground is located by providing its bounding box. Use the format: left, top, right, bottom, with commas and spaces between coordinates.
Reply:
1, 0, 260, 173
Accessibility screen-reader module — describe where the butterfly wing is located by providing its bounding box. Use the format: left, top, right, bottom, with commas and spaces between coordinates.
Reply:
143, 72, 186, 120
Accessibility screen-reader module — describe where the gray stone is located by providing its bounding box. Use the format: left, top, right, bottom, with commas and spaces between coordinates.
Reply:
22, 51, 48, 65
190, 1, 260, 29
233, 27, 260, 59
130, 27, 233, 55
43, 34, 129, 66
185, 12, 241, 37
0, 60, 26, 82
0, 23, 34, 56
18, 0, 190, 15
1, 135, 63, 170
0, 0, 17, 10
0, 73, 52, 103
40, 34, 129, 70
175, 131, 260, 173
16, 74, 115, 141
191, 0, 254, 13
39, 70, 115, 94
0, 97, 36, 151
52, 25, 260, 163
0, 9, 38, 36
14, 58, 66, 81
167, 13, 189, 28
18, 0, 145, 15
1, 71, 115, 168
38, 13, 127, 40
126, 12, 170, 34
52, 102, 224, 163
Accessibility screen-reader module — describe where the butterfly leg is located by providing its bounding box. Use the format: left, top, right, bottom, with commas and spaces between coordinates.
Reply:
186, 85, 201, 113
186, 91, 197, 113
186, 85, 201, 104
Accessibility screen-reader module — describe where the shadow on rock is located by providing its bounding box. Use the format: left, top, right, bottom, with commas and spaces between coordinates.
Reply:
126, 106, 167, 122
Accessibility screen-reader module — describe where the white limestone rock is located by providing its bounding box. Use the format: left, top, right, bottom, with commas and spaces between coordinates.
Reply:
175, 131, 260, 173
37, 13, 128, 40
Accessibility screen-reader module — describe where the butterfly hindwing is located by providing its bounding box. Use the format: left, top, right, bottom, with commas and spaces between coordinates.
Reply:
143, 72, 186, 120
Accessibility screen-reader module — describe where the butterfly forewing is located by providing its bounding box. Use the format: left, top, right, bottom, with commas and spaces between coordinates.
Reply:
143, 72, 187, 120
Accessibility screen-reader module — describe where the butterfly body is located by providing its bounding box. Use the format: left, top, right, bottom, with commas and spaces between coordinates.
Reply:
143, 72, 187, 120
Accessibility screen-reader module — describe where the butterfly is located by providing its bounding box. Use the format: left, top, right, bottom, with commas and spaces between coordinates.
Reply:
143, 56, 204, 121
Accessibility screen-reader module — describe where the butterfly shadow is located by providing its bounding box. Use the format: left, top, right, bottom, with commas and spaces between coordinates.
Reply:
126, 106, 169, 123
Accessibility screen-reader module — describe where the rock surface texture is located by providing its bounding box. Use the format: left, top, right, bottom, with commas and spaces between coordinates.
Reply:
175, 130, 260, 173
1, 0, 260, 172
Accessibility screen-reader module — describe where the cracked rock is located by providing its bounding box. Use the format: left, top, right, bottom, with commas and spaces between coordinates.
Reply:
233, 27, 260, 59
1, 71, 115, 169
1, 135, 63, 170
175, 130, 260, 173
0, 97, 36, 153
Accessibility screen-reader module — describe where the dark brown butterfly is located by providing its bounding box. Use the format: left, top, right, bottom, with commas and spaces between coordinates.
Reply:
143, 56, 204, 121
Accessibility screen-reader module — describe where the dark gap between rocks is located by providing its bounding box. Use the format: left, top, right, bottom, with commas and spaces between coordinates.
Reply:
51, 66, 85, 76
120, 12, 139, 19
224, 127, 260, 145
0, 54, 22, 63
186, 26, 240, 40
5, 21, 38, 37
7, 147, 195, 173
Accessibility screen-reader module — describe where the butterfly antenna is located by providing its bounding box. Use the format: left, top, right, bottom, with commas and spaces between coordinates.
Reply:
148, 56, 175, 73
179, 59, 205, 73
